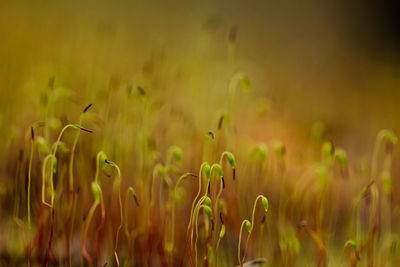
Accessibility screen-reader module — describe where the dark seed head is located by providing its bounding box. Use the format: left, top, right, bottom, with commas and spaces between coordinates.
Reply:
82, 104, 92, 113
219, 212, 224, 224
261, 214, 266, 224
137, 86, 146, 96
218, 115, 224, 130
133, 195, 140, 207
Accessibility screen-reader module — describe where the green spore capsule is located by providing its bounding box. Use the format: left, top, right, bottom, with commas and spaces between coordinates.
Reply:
204, 206, 213, 217
219, 224, 226, 238
261, 196, 269, 213
335, 149, 347, 168
245, 220, 252, 232
99, 152, 108, 170
204, 163, 211, 180
225, 152, 236, 168
37, 136, 49, 154
204, 196, 212, 208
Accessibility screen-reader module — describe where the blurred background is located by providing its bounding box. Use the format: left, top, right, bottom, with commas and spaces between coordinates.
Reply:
0, 0, 399, 266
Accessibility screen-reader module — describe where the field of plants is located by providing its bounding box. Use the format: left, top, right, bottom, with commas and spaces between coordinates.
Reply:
1, 1, 400, 266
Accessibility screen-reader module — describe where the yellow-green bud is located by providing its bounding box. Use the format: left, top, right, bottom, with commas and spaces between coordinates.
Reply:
261, 196, 269, 213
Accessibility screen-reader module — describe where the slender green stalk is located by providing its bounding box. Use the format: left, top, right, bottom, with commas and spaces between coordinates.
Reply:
190, 164, 221, 255
92, 151, 107, 264
191, 195, 208, 251
150, 163, 166, 209
41, 154, 56, 207
344, 240, 360, 267
124, 186, 139, 247
105, 160, 123, 267
82, 182, 101, 267
213, 178, 224, 244
219, 151, 236, 180
238, 219, 251, 265
215, 223, 225, 267
27, 127, 34, 228
169, 173, 196, 255
67, 104, 91, 266
194, 204, 212, 266
186, 162, 210, 254
239, 195, 269, 266
82, 202, 99, 267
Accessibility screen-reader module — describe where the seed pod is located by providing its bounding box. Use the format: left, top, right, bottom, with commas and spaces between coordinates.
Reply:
273, 141, 286, 158
218, 114, 224, 130
158, 166, 167, 178
57, 141, 68, 153
72, 124, 93, 133
322, 141, 335, 162
48, 117, 61, 131
380, 130, 398, 145
91, 182, 101, 203
37, 136, 49, 154
128, 187, 139, 206
128, 187, 136, 197
335, 148, 347, 169
245, 220, 252, 232
311, 121, 325, 142
98, 152, 108, 170
204, 206, 213, 217
344, 240, 357, 251
204, 163, 211, 180
257, 144, 268, 162
261, 196, 269, 213
171, 146, 183, 164
204, 196, 212, 208
219, 224, 226, 238
212, 163, 224, 178
225, 152, 236, 168
82, 103, 92, 113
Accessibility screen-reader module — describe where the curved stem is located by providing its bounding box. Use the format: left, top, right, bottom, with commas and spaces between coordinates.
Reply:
150, 164, 163, 209
241, 233, 252, 267
171, 173, 195, 254
67, 116, 84, 266
251, 195, 264, 230
191, 190, 209, 251
186, 163, 208, 246
195, 205, 209, 267
107, 161, 123, 267
52, 124, 76, 156
42, 155, 55, 207
213, 179, 224, 236
94, 193, 105, 264
82, 201, 99, 267
239, 195, 266, 266
215, 237, 222, 267
27, 138, 34, 228
238, 220, 249, 265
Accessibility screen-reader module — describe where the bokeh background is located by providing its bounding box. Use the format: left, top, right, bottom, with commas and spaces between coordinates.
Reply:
1, 0, 399, 266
